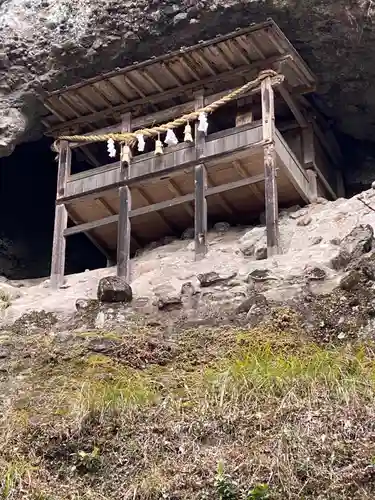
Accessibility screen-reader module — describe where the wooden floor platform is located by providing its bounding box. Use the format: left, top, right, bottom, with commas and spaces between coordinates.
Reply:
62, 124, 313, 256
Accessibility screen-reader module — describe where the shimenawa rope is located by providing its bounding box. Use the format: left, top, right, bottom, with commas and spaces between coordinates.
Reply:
54, 70, 284, 151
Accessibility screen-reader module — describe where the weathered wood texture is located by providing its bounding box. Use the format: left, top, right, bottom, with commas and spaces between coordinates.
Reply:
194, 165, 207, 258
50, 203, 68, 289
261, 76, 279, 256
117, 113, 132, 280
194, 92, 207, 258
50, 141, 72, 288
64, 123, 264, 200
64, 172, 266, 236
56, 141, 71, 199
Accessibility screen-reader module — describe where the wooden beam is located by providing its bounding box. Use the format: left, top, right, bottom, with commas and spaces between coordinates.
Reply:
63, 123, 266, 202
167, 179, 194, 217
67, 75, 283, 149
96, 197, 141, 249
137, 187, 177, 234
261, 76, 279, 257
47, 55, 290, 134
206, 171, 234, 215
63, 173, 265, 237
278, 84, 308, 129
233, 159, 263, 203
117, 113, 132, 281
67, 206, 116, 262
194, 92, 207, 258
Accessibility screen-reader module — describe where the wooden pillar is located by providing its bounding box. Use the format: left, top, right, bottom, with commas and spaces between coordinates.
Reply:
117, 113, 132, 281
50, 140, 71, 289
261, 77, 279, 257
336, 169, 346, 198
302, 125, 315, 169
306, 169, 318, 202
194, 92, 207, 259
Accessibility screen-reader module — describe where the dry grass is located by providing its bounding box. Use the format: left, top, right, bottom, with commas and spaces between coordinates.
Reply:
1, 319, 375, 499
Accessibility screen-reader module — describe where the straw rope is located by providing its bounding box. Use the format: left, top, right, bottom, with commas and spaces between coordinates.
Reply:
54, 69, 284, 150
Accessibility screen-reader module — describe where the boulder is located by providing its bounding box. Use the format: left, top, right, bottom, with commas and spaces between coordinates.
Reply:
254, 246, 267, 260
213, 221, 231, 233
339, 270, 363, 291
97, 276, 133, 303
181, 227, 194, 240
341, 224, 373, 260
330, 225, 374, 270
239, 242, 255, 256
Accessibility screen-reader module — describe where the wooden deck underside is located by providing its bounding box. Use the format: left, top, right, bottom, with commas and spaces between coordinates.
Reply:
65, 128, 311, 255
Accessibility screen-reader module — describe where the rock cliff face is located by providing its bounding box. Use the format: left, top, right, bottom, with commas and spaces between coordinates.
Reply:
1, 0, 375, 166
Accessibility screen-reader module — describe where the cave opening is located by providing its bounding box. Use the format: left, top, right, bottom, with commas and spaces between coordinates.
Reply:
0, 138, 105, 280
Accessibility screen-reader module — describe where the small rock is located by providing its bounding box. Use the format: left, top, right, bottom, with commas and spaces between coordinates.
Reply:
181, 227, 194, 240
89, 337, 121, 353
305, 266, 327, 281
311, 236, 323, 245
337, 332, 346, 340
236, 293, 267, 314
197, 271, 236, 287
0, 346, 10, 359
330, 238, 341, 246
181, 282, 196, 296
239, 242, 255, 256
255, 246, 267, 260
157, 295, 182, 310
173, 12, 188, 24
339, 270, 363, 291
289, 208, 308, 219
372, 181, 375, 190
247, 269, 271, 282
75, 298, 98, 312
297, 215, 312, 227
97, 276, 133, 303
213, 221, 231, 233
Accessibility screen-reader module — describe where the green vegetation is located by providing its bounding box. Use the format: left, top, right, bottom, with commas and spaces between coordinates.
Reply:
1, 317, 375, 499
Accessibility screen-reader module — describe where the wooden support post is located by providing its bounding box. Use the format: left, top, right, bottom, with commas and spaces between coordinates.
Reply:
302, 125, 315, 169
306, 169, 318, 202
194, 164, 208, 258
50, 204, 68, 289
261, 76, 279, 257
50, 141, 71, 289
117, 113, 132, 281
194, 92, 208, 259
336, 169, 346, 198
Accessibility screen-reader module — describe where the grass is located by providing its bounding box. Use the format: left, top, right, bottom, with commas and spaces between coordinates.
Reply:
1, 320, 375, 499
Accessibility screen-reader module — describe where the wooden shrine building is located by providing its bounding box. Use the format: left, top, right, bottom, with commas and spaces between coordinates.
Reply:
41, 19, 344, 289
